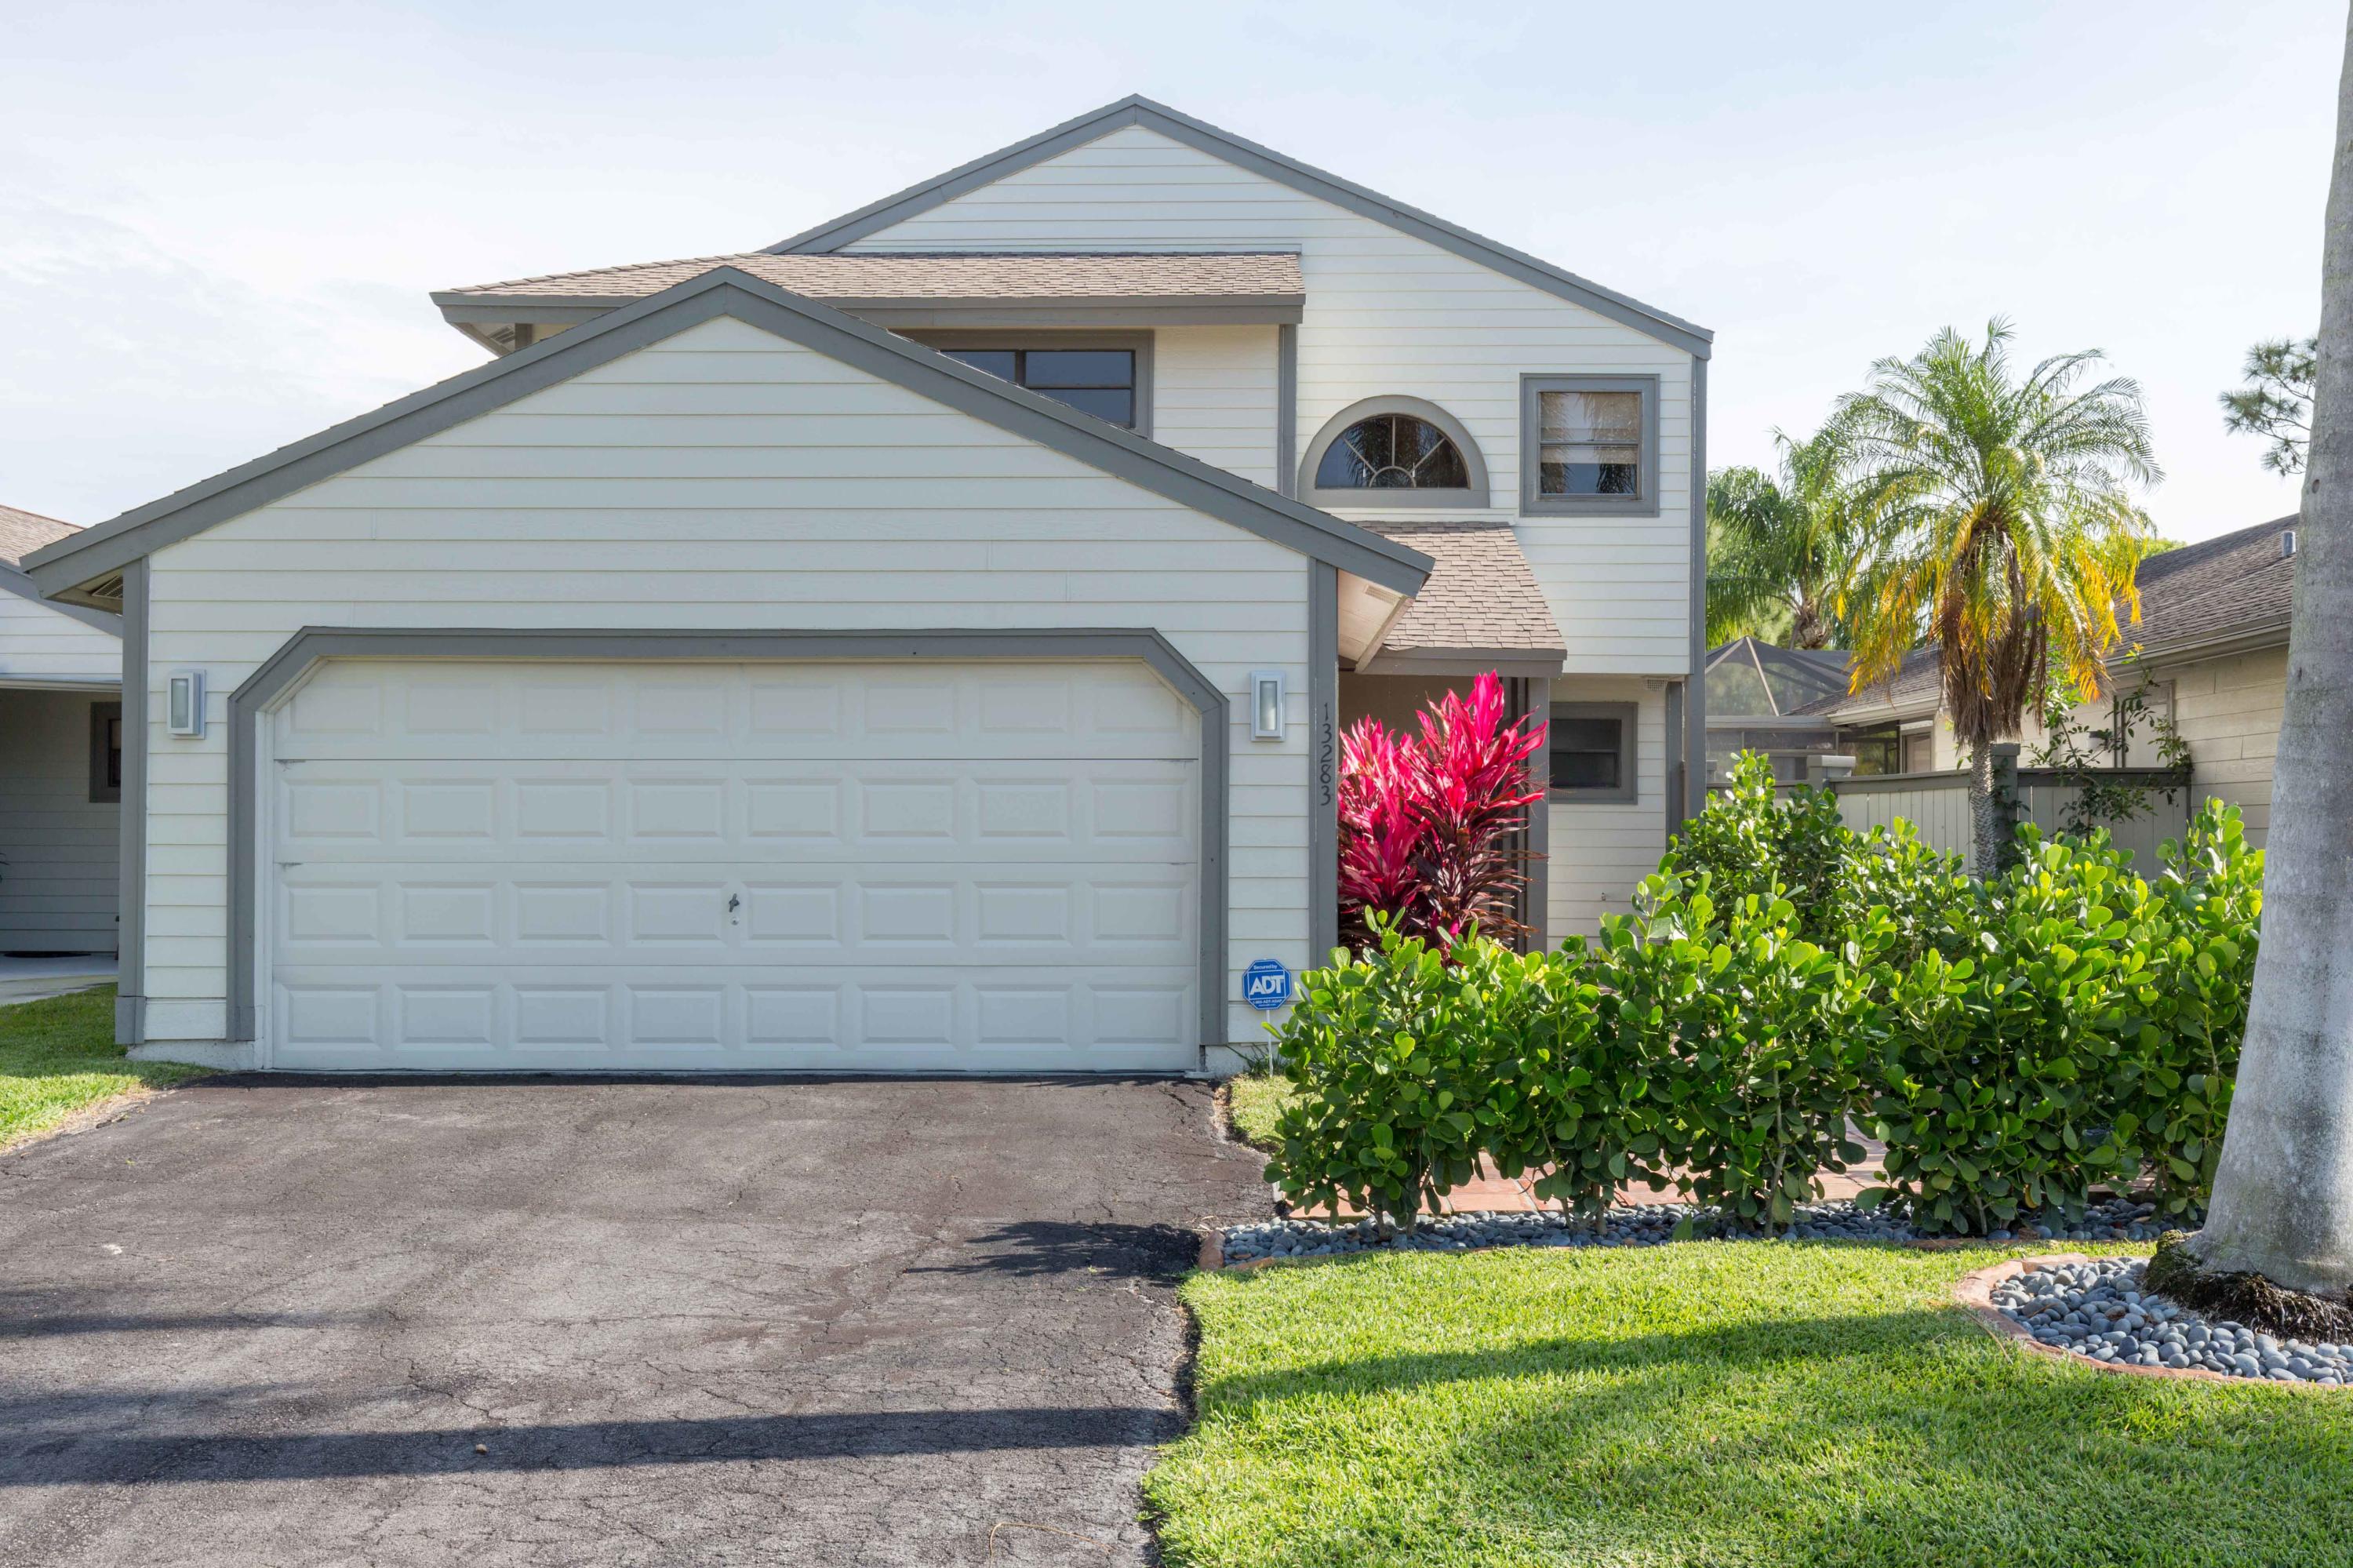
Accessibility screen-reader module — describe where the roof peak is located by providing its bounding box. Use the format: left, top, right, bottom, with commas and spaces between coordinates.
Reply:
762, 95, 1711, 359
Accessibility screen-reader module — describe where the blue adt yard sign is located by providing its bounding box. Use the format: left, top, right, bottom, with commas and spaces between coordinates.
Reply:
1242, 959, 1293, 1011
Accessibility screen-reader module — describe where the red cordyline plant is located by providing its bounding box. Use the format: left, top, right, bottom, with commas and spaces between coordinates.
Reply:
1336, 671, 1545, 950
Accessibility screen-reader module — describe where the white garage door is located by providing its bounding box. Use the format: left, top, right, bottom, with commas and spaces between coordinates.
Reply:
265, 659, 1202, 1071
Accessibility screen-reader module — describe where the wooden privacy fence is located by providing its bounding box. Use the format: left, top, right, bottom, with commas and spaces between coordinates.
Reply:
1812, 763, 2194, 868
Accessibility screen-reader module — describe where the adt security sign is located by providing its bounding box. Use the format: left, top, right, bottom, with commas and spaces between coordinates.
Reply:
1242, 959, 1293, 1011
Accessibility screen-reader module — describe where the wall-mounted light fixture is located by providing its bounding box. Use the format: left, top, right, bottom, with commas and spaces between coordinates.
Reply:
1249, 671, 1286, 740
165, 670, 207, 738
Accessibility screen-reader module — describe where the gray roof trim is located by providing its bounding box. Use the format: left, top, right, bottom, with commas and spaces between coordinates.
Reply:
2121, 619, 2294, 668
1357, 647, 1567, 678
0, 562, 123, 636
764, 95, 1714, 360
25, 267, 1431, 598
436, 293, 1304, 331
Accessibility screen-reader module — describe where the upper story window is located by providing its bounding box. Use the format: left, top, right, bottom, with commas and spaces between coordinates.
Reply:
940, 345, 1138, 429
1316, 412, 1467, 490
1297, 395, 1490, 508
1521, 374, 1660, 516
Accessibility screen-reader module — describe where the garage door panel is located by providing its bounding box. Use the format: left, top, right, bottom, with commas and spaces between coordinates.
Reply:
275, 864, 1194, 965
276, 660, 1196, 762
278, 761, 1195, 862
271, 968, 1199, 1069
268, 658, 1202, 1071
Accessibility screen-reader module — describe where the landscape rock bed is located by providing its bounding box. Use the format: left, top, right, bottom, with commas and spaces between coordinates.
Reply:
1218, 1195, 2171, 1264
1989, 1255, 2351, 1384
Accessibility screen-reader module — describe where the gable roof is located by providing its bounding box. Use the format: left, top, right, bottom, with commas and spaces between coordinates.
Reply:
765, 95, 1713, 361
2124, 515, 2297, 658
0, 503, 79, 567
24, 267, 1431, 598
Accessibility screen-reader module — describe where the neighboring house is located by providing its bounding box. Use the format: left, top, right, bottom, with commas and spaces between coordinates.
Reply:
1699, 636, 1846, 782
0, 504, 123, 956
24, 96, 1710, 1073
1791, 516, 2300, 845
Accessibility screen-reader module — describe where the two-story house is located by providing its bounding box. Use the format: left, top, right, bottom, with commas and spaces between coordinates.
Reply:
24, 96, 1709, 1075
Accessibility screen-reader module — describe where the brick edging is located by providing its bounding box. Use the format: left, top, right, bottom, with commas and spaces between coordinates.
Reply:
1953, 1253, 2342, 1392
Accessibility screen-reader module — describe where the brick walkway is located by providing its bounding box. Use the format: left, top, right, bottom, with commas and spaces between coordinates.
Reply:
1302, 1140, 1889, 1221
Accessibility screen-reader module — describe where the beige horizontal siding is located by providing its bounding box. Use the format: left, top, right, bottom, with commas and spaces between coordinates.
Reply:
2162, 646, 2287, 846
141, 315, 1313, 1044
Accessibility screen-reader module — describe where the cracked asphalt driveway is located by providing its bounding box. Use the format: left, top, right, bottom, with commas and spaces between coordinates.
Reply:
0, 1075, 1271, 1566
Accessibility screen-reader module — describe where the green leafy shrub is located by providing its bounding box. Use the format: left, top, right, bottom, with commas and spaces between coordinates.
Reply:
1263, 759, 2264, 1242
1862, 829, 2151, 1233
1261, 922, 1507, 1231
1481, 938, 1673, 1222
2116, 800, 2263, 1219
1609, 875, 1875, 1231
1659, 754, 1852, 943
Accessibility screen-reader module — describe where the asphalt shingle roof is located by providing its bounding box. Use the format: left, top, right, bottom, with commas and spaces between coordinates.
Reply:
1358, 518, 1565, 660
2122, 515, 2298, 658
0, 504, 78, 567
442, 251, 1305, 304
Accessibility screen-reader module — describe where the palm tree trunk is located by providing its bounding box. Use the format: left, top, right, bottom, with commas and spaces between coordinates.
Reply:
1965, 743, 2003, 878
2185, 13, 2353, 1298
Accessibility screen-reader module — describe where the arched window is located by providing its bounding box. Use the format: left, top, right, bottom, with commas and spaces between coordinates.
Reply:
1298, 396, 1489, 507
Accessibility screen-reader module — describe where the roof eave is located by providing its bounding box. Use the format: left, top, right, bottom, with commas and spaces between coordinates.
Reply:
765, 94, 1714, 360
435, 291, 1307, 337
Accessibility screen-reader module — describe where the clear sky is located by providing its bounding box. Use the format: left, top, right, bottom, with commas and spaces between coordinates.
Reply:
4, 1, 2337, 541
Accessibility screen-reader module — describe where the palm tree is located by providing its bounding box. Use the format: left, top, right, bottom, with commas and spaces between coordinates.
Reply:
1832, 320, 2160, 872
2180, 13, 2353, 1308
1704, 427, 1858, 649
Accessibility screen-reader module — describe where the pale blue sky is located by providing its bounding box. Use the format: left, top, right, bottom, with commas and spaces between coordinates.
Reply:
4, 1, 2337, 542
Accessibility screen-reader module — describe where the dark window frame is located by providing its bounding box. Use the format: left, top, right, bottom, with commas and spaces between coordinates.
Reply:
89, 700, 122, 804
1547, 700, 1638, 804
911, 330, 1154, 435
1520, 373, 1661, 517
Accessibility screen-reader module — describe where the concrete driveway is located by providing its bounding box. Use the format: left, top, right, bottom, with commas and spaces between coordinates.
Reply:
0, 1075, 1271, 1566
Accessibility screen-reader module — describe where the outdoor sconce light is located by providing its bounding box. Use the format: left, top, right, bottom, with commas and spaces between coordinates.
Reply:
165, 670, 207, 739
1249, 671, 1286, 740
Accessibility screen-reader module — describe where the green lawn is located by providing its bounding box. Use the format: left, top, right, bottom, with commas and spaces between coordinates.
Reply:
1225, 1073, 1297, 1151
1147, 1241, 2353, 1568
0, 984, 209, 1150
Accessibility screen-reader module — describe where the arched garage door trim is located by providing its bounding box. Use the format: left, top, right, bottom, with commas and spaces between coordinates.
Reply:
226, 626, 1229, 1058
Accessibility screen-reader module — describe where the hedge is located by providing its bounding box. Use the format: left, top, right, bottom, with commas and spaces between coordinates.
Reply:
1263, 758, 2264, 1237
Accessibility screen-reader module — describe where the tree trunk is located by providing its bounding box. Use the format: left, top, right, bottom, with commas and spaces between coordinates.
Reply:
1966, 743, 2003, 878
2187, 12, 2353, 1298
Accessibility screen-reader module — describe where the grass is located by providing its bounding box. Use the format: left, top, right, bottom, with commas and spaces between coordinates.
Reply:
1147, 1240, 2353, 1568
1224, 1071, 1298, 1151
0, 984, 210, 1150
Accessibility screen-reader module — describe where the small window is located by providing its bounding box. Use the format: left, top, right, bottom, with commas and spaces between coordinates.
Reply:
1548, 701, 1637, 803
1299, 395, 1490, 508
1521, 375, 1660, 515
940, 345, 1136, 428
89, 701, 122, 804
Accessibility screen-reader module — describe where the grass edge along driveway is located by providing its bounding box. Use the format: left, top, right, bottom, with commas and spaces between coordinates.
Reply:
1146, 1240, 2353, 1568
0, 985, 209, 1151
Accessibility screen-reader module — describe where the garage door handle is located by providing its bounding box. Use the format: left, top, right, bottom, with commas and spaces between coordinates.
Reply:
726, 893, 741, 916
